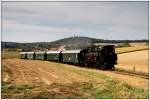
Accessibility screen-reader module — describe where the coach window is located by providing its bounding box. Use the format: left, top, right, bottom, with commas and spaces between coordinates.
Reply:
76, 54, 78, 58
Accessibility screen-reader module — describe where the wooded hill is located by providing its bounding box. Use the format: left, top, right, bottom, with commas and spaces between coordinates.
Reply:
2, 36, 148, 51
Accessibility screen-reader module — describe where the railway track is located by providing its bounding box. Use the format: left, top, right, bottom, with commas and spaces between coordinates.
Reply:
63, 63, 149, 79
113, 68, 149, 79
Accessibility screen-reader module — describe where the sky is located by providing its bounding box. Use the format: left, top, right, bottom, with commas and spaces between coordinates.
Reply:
2, 1, 148, 43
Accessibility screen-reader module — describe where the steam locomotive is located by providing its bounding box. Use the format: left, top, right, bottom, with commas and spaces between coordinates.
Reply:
20, 45, 117, 70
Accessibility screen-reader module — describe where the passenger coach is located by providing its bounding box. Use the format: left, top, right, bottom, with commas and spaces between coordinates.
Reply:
61, 50, 82, 64
46, 51, 61, 62
26, 52, 35, 60
20, 52, 27, 59
35, 51, 46, 60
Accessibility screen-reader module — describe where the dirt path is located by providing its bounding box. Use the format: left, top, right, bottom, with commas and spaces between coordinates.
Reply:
2, 59, 148, 89
116, 50, 148, 73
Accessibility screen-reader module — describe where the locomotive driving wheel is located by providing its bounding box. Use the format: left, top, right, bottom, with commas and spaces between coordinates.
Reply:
111, 65, 115, 71
85, 63, 88, 67
101, 63, 107, 70
101, 65, 105, 70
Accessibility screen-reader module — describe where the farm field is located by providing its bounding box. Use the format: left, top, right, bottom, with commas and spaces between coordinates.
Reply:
2, 51, 19, 59
115, 45, 148, 54
115, 50, 148, 73
2, 58, 148, 99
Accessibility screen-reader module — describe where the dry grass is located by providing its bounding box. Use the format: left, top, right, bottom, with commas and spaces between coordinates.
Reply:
2, 51, 19, 59
116, 46, 148, 54
1, 58, 148, 99
116, 50, 148, 73
2, 59, 105, 85
2, 80, 148, 99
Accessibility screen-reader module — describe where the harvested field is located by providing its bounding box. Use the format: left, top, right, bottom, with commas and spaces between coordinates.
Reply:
2, 59, 105, 85
2, 51, 19, 59
116, 46, 148, 54
129, 42, 147, 46
2, 59, 148, 88
116, 50, 148, 73
2, 58, 148, 99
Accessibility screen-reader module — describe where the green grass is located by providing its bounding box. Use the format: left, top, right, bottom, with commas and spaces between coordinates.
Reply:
2, 77, 148, 99
1, 82, 34, 99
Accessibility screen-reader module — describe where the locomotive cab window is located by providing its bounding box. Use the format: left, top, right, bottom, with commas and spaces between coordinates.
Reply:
76, 54, 78, 58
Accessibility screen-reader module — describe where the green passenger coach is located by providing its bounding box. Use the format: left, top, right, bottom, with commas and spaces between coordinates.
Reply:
35, 51, 46, 60
26, 52, 35, 60
20, 52, 27, 59
61, 50, 81, 64
46, 51, 61, 61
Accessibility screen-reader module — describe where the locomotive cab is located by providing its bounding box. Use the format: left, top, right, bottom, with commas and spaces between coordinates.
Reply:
102, 45, 117, 64
99, 45, 117, 70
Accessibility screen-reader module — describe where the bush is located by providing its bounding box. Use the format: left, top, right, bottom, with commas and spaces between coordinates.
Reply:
116, 42, 131, 48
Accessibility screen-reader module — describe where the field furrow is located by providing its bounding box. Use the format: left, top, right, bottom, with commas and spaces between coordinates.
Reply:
2, 49, 149, 99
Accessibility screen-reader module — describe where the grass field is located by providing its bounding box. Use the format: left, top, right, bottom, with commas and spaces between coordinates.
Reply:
2, 59, 148, 99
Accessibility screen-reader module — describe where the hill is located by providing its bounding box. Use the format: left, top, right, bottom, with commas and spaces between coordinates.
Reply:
2, 36, 148, 51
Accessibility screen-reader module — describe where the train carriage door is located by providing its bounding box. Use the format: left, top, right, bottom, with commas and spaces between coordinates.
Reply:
44, 52, 47, 60
25, 53, 27, 59
78, 51, 84, 65
59, 51, 63, 62
33, 53, 36, 60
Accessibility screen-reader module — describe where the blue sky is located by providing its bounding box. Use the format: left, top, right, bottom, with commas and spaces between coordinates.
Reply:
2, 2, 148, 43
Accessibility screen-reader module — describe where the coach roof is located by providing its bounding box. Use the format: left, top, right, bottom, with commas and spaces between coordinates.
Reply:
61, 50, 81, 53
20, 52, 26, 54
46, 51, 61, 54
35, 51, 46, 54
26, 52, 34, 54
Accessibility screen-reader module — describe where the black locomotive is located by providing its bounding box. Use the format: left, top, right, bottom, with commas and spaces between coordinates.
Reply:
20, 45, 117, 70
78, 45, 117, 70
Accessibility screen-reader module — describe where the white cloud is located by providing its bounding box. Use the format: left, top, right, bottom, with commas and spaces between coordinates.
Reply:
2, 2, 148, 42
2, 19, 85, 42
